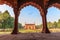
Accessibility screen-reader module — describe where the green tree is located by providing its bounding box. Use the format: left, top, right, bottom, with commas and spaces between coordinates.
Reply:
36, 24, 43, 29
3, 10, 10, 20
0, 12, 3, 22
58, 19, 60, 23
47, 22, 53, 29
18, 23, 23, 29
0, 12, 3, 29
2, 10, 11, 30
57, 19, 60, 28
7, 17, 14, 28
0, 10, 15, 31
53, 21, 57, 28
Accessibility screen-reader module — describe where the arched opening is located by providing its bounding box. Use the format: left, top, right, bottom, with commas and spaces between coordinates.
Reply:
47, 6, 60, 33
0, 4, 15, 34
18, 5, 42, 33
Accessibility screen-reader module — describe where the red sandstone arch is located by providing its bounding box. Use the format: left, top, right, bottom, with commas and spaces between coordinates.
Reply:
0, 1, 13, 9
18, 2, 50, 33
18, 2, 43, 31
19, 2, 44, 16
0, 0, 53, 34
46, 3, 60, 32
48, 3, 60, 10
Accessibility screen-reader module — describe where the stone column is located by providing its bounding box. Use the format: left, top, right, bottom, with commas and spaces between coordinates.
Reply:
11, 8, 19, 34
41, 10, 50, 33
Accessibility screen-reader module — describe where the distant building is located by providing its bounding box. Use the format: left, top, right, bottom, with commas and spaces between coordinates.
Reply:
24, 24, 36, 30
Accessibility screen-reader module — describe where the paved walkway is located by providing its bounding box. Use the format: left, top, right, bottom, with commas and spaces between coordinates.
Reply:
0, 33, 60, 40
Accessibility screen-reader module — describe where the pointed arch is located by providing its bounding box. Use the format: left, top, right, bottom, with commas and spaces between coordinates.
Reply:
48, 3, 60, 10
0, 0, 13, 8
19, 2, 44, 16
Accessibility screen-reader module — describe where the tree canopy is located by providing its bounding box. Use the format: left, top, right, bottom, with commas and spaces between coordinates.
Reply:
0, 10, 22, 29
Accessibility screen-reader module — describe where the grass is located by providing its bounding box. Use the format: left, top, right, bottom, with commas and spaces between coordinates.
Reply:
0, 28, 60, 34
19, 29, 41, 33
49, 28, 60, 32
0, 32, 11, 34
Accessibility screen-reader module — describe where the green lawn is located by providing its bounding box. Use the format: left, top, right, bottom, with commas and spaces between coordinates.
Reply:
19, 29, 41, 33
0, 28, 60, 34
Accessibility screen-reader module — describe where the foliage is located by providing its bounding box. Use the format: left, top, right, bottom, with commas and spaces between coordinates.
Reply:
36, 24, 43, 29
47, 22, 53, 28
36, 19, 60, 29
18, 23, 23, 29
0, 10, 22, 30
1, 10, 60, 30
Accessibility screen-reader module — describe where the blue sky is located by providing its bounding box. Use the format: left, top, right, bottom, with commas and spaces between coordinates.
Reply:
0, 4, 60, 25
47, 7, 60, 22
0, 4, 14, 17
19, 5, 42, 25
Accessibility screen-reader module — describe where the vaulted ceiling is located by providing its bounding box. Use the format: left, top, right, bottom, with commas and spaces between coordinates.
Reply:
0, 0, 60, 11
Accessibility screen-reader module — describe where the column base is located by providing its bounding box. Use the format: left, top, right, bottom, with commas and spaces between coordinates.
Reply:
11, 30, 20, 34
41, 28, 50, 33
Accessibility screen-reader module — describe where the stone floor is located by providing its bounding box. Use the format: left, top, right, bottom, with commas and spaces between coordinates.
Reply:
0, 33, 60, 40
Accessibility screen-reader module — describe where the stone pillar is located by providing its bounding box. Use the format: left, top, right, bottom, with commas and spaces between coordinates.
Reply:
11, 8, 19, 34
41, 10, 50, 33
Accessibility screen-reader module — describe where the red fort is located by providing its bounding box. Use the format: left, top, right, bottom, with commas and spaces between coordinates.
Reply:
0, 0, 60, 34
24, 24, 36, 30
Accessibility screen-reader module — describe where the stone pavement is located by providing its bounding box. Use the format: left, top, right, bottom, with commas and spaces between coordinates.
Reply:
0, 33, 60, 40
